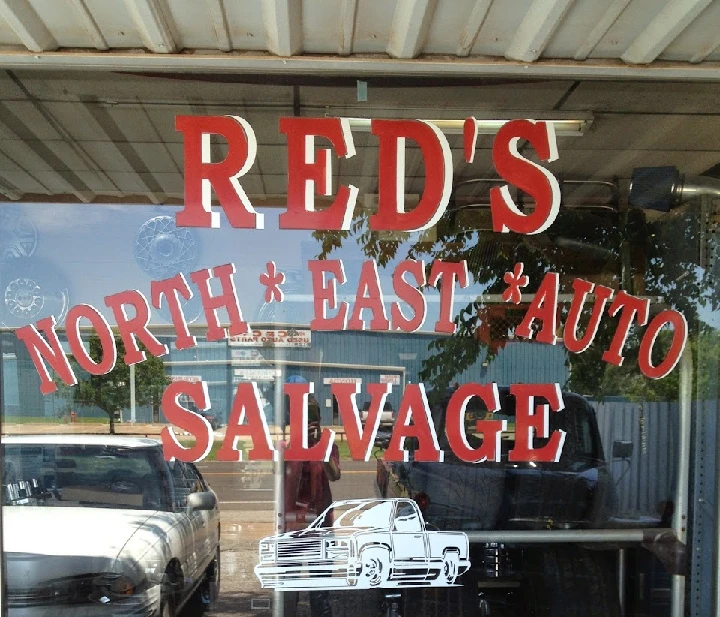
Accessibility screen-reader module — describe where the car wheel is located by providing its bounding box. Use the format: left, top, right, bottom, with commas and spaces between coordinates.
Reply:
361, 548, 390, 588
442, 551, 459, 585
185, 547, 221, 613
160, 563, 183, 617
207, 546, 221, 605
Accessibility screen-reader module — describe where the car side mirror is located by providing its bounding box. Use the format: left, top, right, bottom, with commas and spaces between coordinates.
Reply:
186, 491, 217, 515
612, 440, 633, 459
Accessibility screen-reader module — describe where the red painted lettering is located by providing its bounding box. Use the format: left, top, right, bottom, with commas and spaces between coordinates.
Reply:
175, 115, 261, 229
308, 259, 348, 330
490, 120, 561, 235
508, 383, 566, 463
279, 117, 358, 230
384, 384, 442, 462
445, 383, 505, 463
104, 289, 168, 365
370, 120, 452, 232
638, 310, 688, 379
65, 304, 117, 375
160, 380, 213, 462
217, 382, 276, 462
15, 316, 77, 394
190, 263, 248, 342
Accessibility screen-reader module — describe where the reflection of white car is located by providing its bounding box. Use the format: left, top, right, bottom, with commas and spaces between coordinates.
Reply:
2, 435, 220, 617
255, 498, 470, 590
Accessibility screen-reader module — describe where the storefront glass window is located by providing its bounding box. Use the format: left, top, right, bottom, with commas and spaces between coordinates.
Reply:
1, 70, 718, 616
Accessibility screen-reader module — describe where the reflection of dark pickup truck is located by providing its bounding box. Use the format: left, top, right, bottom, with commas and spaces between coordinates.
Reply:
376, 388, 635, 616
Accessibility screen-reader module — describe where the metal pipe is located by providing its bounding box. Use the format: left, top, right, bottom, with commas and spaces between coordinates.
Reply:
272, 366, 285, 617
345, 118, 590, 137
465, 528, 648, 544
129, 363, 136, 424
0, 333, 6, 617
674, 349, 692, 617
618, 548, 627, 616
714, 343, 720, 617
2, 51, 720, 82
630, 167, 720, 211
678, 176, 720, 202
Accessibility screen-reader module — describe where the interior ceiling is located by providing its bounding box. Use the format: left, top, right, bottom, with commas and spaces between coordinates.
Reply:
1, 70, 720, 207
1, 0, 720, 207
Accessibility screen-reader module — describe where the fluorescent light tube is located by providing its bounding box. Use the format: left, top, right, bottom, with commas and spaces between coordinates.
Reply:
344, 117, 590, 137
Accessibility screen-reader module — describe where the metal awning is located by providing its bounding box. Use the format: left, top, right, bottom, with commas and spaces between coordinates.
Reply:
1, 0, 720, 79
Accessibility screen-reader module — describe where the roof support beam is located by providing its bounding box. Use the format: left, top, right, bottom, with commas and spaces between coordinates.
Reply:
690, 34, 720, 63
573, 0, 631, 60
68, 0, 108, 50
262, 0, 302, 57
0, 101, 91, 203
205, 0, 232, 52
622, 0, 712, 64
124, 0, 178, 54
76, 99, 164, 202
338, 0, 359, 56
0, 180, 21, 201
505, 0, 575, 62
457, 0, 494, 57
0, 136, 85, 202
0, 0, 57, 52
387, 0, 438, 59
0, 149, 48, 195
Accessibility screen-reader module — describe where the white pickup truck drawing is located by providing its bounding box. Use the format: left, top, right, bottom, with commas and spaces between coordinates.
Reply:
254, 498, 471, 590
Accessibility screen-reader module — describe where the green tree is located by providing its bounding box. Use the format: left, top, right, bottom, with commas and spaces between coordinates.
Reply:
589, 326, 720, 402
70, 334, 169, 434
314, 197, 717, 402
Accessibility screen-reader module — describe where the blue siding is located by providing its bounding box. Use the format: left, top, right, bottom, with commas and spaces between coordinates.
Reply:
3, 328, 568, 423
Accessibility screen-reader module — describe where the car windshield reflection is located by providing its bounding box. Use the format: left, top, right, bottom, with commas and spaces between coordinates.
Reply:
2, 444, 168, 510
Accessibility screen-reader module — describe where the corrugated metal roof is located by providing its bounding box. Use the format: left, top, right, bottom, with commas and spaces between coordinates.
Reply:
0, 0, 720, 78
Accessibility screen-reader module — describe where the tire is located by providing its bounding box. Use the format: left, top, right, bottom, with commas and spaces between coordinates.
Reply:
523, 547, 621, 617
442, 551, 460, 585
206, 546, 221, 606
360, 548, 390, 588
159, 562, 183, 617
184, 547, 221, 614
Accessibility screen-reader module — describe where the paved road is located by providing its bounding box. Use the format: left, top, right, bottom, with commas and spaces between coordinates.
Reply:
195, 460, 382, 511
